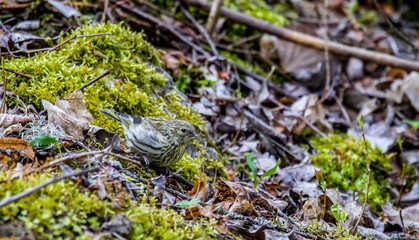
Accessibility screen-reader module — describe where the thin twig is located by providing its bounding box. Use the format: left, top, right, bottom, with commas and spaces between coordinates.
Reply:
101, 0, 110, 23
61, 138, 89, 151
241, 109, 303, 161
230, 62, 296, 99
334, 95, 352, 127
353, 116, 371, 232
106, 151, 145, 166
180, 5, 219, 57
321, 0, 332, 101
373, 0, 419, 53
222, 107, 244, 154
0, 166, 100, 208
397, 141, 406, 205
47, 33, 112, 52
399, 209, 405, 234
40, 70, 110, 115
115, 2, 209, 57
1, 60, 6, 114
230, 33, 262, 48
277, 210, 299, 227
0, 3, 30, 9
3, 68, 32, 79
77, 70, 110, 91
268, 96, 330, 140
205, 0, 223, 35
0, 20, 17, 57
0, 33, 114, 57
8, 150, 104, 181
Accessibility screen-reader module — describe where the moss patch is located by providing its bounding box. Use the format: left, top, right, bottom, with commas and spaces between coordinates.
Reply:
310, 134, 393, 211
128, 200, 216, 240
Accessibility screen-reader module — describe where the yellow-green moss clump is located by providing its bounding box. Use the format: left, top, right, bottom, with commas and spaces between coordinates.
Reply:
0, 172, 216, 239
310, 134, 393, 212
5, 22, 219, 179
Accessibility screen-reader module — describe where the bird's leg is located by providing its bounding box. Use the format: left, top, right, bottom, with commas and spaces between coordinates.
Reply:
142, 156, 149, 168
154, 167, 172, 176
129, 155, 149, 169
153, 167, 194, 190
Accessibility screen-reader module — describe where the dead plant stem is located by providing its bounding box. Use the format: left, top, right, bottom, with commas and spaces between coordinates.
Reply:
1, 60, 7, 114
205, 0, 223, 35
353, 121, 371, 232
322, 0, 331, 101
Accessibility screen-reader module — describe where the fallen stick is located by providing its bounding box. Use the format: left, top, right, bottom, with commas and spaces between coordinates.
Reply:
183, 0, 419, 72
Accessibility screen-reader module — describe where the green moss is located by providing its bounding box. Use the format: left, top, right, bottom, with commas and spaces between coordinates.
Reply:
149, 0, 287, 27
224, 0, 287, 27
310, 134, 393, 212
0, 172, 217, 239
127, 200, 216, 240
4, 22, 218, 179
357, 9, 379, 28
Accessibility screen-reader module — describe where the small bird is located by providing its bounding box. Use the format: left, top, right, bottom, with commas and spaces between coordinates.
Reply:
100, 109, 198, 167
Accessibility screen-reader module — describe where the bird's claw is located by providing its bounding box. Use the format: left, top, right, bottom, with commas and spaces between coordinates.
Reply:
155, 167, 172, 176
129, 155, 149, 169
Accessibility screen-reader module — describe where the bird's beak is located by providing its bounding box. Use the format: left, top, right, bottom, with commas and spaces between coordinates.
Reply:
191, 131, 199, 139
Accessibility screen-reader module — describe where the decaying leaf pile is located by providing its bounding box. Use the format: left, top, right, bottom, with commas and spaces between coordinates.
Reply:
0, 0, 419, 239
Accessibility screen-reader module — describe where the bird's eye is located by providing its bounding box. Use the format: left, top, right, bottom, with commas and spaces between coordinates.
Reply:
181, 128, 186, 133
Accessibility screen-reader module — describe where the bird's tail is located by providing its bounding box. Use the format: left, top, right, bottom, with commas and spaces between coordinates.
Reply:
100, 109, 133, 129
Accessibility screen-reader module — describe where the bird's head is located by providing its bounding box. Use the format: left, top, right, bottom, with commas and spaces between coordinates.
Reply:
171, 120, 198, 144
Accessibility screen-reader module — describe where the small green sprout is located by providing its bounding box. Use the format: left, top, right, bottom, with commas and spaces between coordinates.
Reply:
331, 202, 348, 228
246, 153, 281, 191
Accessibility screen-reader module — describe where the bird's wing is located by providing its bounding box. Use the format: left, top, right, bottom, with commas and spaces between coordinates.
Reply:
115, 112, 144, 125
143, 117, 166, 133
130, 123, 166, 148
100, 109, 144, 128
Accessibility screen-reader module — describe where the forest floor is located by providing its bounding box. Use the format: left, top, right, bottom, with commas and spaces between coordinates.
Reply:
0, 0, 419, 239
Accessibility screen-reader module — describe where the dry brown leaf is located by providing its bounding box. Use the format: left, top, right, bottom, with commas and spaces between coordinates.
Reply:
187, 179, 206, 197
42, 90, 93, 141
218, 71, 230, 81
184, 205, 214, 220
0, 138, 35, 160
